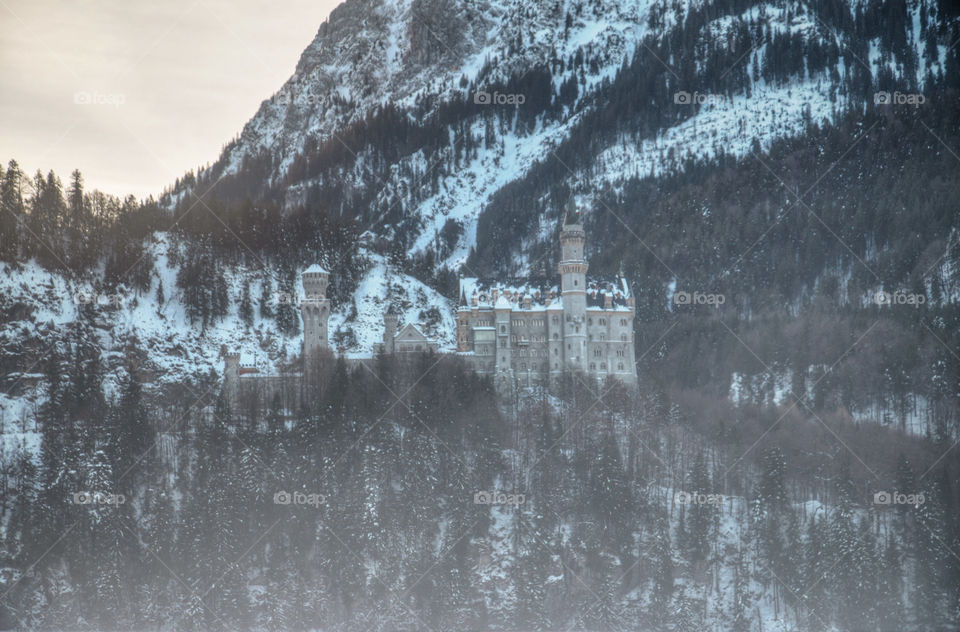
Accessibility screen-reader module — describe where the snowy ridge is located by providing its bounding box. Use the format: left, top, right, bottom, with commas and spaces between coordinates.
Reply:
0, 236, 454, 436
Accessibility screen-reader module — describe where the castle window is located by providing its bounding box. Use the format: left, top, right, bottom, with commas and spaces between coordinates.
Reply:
617, 349, 625, 357
588, 318, 593, 326
553, 333, 558, 340
620, 319, 627, 326
621, 334, 627, 341
588, 334, 593, 341
500, 325, 506, 333
554, 348, 558, 356
574, 280, 578, 286
618, 363, 624, 371
600, 333, 605, 341
600, 363, 606, 370
552, 316, 558, 325
554, 363, 558, 369
599, 318, 606, 325
521, 363, 526, 370
589, 363, 596, 370
594, 349, 602, 357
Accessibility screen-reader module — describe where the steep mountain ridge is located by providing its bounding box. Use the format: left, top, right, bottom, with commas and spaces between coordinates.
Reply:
165, 0, 955, 277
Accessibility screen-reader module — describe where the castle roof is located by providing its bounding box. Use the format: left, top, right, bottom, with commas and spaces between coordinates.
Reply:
459, 276, 557, 310
459, 274, 631, 311
304, 263, 328, 275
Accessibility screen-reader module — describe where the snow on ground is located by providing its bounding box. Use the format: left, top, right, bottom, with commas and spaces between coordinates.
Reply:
0, 237, 455, 440
328, 252, 456, 354
594, 78, 842, 190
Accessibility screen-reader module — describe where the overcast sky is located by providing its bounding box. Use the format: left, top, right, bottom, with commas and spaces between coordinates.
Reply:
0, 0, 339, 199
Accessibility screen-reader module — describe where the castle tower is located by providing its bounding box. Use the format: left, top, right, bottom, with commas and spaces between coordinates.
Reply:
559, 204, 588, 373
301, 264, 330, 360
383, 304, 398, 354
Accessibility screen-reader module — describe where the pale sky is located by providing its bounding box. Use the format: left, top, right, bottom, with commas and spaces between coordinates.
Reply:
0, 0, 339, 199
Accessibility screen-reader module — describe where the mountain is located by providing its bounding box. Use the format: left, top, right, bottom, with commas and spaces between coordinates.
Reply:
2, 0, 960, 629
164, 0, 957, 271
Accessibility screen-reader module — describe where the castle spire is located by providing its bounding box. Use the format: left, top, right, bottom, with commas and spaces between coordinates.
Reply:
563, 197, 581, 226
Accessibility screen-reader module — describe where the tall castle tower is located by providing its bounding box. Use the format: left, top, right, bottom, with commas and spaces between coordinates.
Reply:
301, 264, 330, 360
559, 203, 588, 373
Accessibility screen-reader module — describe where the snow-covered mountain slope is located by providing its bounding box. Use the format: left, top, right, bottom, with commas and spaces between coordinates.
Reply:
164, 0, 953, 279
0, 238, 453, 427
218, 0, 659, 181
7, 0, 958, 429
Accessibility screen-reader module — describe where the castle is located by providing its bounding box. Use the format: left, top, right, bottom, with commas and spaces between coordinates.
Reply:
454, 210, 637, 388
223, 210, 637, 410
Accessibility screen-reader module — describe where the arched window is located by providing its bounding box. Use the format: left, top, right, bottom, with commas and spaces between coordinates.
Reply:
587, 318, 593, 326
618, 363, 624, 371
599, 318, 606, 325
589, 363, 596, 370
500, 325, 506, 333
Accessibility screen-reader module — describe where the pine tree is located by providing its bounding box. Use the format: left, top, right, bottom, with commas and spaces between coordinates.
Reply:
259, 276, 274, 319
239, 279, 254, 328
0, 159, 25, 261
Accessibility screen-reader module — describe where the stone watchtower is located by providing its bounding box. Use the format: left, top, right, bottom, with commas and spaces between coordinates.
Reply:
559, 204, 588, 373
301, 264, 331, 360
383, 304, 398, 354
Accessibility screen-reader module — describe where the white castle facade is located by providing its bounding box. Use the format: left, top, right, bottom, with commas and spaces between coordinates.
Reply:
223, 212, 637, 408
454, 212, 637, 388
